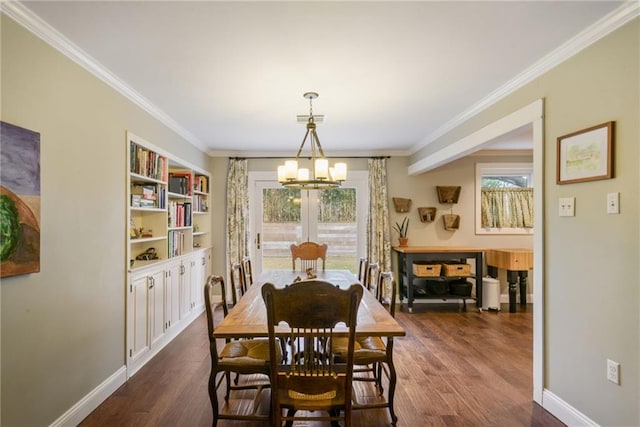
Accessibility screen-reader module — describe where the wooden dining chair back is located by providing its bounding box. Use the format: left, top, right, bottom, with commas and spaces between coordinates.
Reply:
261, 280, 363, 427
357, 257, 369, 283
204, 275, 278, 426
333, 271, 399, 426
365, 261, 380, 294
290, 241, 328, 272
229, 262, 246, 306
241, 256, 254, 287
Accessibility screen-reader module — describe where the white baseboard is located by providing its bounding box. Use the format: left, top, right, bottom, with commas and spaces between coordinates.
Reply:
49, 307, 205, 426
127, 306, 204, 378
543, 389, 599, 427
49, 366, 127, 427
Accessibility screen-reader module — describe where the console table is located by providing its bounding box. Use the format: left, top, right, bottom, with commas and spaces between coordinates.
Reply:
485, 248, 533, 313
393, 246, 484, 313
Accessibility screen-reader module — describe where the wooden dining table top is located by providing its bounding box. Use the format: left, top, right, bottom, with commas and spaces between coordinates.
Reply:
213, 269, 406, 339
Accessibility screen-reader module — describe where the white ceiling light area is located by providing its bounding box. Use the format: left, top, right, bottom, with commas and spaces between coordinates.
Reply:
6, 1, 633, 156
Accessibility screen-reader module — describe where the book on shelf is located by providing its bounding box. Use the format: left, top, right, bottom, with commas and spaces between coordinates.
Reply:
168, 172, 192, 195
130, 142, 167, 181
194, 194, 208, 212
195, 175, 208, 193
168, 230, 185, 257
131, 184, 157, 200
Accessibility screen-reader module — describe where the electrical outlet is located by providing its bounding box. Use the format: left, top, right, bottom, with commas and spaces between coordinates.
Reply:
607, 359, 620, 385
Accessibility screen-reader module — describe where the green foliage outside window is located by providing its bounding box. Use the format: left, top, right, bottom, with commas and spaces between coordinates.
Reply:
263, 188, 356, 223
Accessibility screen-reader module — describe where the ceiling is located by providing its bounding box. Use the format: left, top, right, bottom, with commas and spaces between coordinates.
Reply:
12, 1, 626, 156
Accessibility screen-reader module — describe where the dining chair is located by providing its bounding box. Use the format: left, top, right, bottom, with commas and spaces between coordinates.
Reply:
364, 261, 380, 295
229, 262, 246, 306
333, 271, 399, 426
290, 241, 328, 271
261, 280, 363, 427
357, 257, 369, 283
241, 255, 254, 287
204, 275, 280, 426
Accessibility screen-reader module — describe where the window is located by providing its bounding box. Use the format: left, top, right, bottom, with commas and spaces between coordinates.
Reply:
475, 163, 533, 235
249, 171, 368, 275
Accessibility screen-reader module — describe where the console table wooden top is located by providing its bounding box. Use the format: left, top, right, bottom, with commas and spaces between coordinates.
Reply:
485, 248, 533, 271
392, 246, 485, 254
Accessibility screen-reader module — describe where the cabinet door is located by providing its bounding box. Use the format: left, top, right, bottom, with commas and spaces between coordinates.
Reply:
179, 260, 192, 319
148, 269, 165, 346
165, 261, 181, 330
190, 254, 204, 310
128, 273, 150, 364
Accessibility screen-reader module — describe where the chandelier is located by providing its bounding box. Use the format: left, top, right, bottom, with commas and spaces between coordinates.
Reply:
277, 92, 347, 190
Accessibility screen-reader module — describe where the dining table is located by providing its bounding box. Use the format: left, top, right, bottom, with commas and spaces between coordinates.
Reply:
213, 269, 406, 415
214, 269, 406, 339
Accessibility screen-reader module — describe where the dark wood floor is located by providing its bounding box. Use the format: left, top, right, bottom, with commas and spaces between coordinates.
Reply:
81, 301, 565, 426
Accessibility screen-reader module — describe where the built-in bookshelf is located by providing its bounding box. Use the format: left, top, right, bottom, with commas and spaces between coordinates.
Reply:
127, 132, 211, 269
125, 131, 212, 377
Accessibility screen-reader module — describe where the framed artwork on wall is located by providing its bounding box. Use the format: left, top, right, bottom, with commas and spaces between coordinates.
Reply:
1, 121, 41, 278
557, 121, 614, 184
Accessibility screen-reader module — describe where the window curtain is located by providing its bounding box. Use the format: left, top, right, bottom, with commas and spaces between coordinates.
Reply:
481, 188, 533, 228
226, 158, 249, 273
367, 158, 392, 300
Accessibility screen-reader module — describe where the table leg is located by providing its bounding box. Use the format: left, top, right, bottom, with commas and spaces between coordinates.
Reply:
518, 271, 528, 305
507, 270, 518, 313
406, 255, 414, 313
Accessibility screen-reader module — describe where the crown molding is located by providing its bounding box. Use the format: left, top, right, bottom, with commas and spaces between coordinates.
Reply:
411, 1, 639, 154
205, 148, 410, 158
1, 1, 207, 152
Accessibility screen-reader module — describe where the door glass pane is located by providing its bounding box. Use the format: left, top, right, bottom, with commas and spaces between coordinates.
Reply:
317, 187, 357, 272
262, 188, 301, 270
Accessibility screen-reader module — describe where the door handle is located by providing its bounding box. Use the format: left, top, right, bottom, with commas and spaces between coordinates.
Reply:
256, 233, 261, 249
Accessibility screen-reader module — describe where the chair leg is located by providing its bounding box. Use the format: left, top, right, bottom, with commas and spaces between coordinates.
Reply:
284, 408, 295, 427
387, 340, 398, 426
224, 371, 231, 401
208, 371, 219, 427
376, 362, 384, 395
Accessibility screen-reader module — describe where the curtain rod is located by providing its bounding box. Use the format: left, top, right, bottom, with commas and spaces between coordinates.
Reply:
230, 155, 390, 160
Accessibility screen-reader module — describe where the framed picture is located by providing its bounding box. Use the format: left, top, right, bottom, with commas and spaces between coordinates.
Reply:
557, 121, 614, 184
1, 121, 41, 278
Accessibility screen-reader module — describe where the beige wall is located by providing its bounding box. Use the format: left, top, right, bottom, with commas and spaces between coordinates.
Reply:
1, 15, 209, 426
411, 18, 639, 426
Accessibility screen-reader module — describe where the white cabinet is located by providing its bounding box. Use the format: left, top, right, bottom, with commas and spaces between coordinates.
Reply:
164, 260, 181, 331
126, 131, 212, 378
129, 273, 150, 365
128, 266, 165, 370
179, 258, 193, 320
148, 268, 165, 347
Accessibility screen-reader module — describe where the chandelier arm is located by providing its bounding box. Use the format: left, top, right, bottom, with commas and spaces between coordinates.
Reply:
295, 129, 311, 158
311, 130, 325, 158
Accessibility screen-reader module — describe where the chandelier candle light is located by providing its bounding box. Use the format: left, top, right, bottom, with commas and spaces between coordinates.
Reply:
277, 92, 347, 190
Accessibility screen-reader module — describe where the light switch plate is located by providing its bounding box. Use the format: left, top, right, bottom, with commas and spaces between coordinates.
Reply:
559, 197, 575, 217
607, 192, 619, 214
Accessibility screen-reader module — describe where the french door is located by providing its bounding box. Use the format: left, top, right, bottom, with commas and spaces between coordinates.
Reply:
249, 171, 367, 276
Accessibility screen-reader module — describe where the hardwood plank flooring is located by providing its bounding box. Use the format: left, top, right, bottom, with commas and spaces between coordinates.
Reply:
81, 302, 565, 426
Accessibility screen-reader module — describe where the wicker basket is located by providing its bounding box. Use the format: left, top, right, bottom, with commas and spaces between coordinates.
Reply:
441, 263, 471, 277
412, 262, 442, 277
